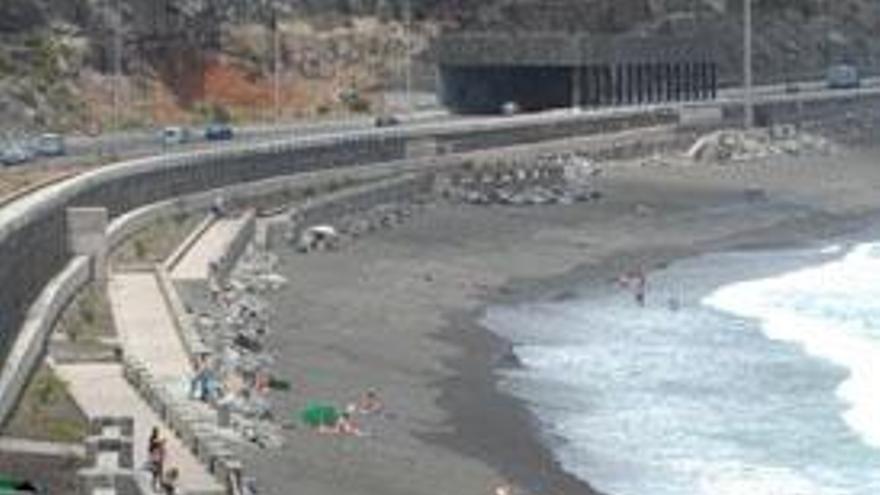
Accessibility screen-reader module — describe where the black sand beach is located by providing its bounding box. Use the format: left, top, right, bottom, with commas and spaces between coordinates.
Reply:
241, 146, 880, 495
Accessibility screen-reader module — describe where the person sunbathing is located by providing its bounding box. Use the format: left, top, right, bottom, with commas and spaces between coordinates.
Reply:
336, 413, 362, 436
317, 413, 362, 436
356, 389, 383, 415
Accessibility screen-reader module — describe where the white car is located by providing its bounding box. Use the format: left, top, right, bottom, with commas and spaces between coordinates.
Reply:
827, 64, 860, 89
1, 144, 34, 166
34, 133, 65, 156
159, 126, 191, 146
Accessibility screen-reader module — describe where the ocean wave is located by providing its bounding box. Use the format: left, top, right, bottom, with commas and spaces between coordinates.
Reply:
704, 242, 880, 450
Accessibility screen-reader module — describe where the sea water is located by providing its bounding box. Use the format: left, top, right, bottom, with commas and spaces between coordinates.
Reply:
484, 243, 880, 495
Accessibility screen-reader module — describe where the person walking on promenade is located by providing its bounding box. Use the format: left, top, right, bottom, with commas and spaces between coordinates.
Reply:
148, 428, 166, 492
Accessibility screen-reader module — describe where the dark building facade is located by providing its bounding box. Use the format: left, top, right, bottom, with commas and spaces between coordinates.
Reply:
435, 33, 718, 114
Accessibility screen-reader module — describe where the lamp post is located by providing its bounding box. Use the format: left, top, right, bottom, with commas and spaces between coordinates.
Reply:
272, 0, 281, 128
403, 0, 413, 115
743, 0, 754, 128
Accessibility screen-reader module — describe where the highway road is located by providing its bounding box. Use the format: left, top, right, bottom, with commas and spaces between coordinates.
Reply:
3, 75, 880, 173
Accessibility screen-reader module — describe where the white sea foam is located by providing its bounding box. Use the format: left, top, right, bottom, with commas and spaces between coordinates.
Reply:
704, 242, 880, 449
693, 461, 844, 495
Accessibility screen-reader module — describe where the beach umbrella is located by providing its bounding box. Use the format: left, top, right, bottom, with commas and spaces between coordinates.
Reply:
300, 402, 339, 427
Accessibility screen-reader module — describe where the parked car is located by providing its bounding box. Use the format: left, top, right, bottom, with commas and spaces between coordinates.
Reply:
826, 64, 860, 89
204, 123, 234, 141
0, 144, 34, 166
33, 133, 65, 157
374, 114, 401, 128
159, 126, 191, 146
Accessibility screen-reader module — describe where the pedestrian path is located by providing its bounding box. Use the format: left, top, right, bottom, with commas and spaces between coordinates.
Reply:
108, 272, 191, 379
55, 363, 223, 495
171, 215, 251, 280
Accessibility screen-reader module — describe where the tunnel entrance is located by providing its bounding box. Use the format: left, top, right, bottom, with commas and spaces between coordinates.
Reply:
434, 33, 719, 115
439, 62, 718, 114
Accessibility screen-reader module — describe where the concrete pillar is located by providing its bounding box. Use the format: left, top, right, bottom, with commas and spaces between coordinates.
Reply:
615, 64, 624, 104
702, 62, 710, 100
67, 207, 109, 284
710, 62, 718, 99
683, 62, 692, 101
673, 63, 682, 101
694, 62, 703, 100
665, 63, 673, 101
626, 64, 634, 104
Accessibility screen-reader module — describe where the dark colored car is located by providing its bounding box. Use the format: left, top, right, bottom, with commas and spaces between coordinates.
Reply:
374, 115, 401, 128
204, 123, 234, 141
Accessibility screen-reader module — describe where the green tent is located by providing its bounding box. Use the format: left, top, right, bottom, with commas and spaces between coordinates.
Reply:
0, 475, 38, 493
299, 403, 339, 428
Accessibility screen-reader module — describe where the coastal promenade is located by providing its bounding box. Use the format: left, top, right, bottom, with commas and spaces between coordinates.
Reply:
55, 363, 220, 494
55, 216, 253, 494
110, 273, 192, 378
171, 215, 253, 281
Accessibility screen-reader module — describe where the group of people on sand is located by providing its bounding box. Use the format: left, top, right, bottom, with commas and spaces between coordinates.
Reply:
148, 427, 180, 494
315, 388, 385, 437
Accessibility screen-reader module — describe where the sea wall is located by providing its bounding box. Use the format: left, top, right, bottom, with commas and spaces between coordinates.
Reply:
0, 107, 677, 377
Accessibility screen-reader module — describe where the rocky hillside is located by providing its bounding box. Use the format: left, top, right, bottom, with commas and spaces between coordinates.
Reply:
1, 0, 880, 132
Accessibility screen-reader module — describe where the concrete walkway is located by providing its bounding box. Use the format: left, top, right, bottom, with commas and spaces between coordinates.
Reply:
55, 363, 223, 495
171, 215, 250, 280
108, 272, 191, 379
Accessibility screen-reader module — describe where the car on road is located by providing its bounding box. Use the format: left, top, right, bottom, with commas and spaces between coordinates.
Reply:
204, 123, 234, 141
1, 144, 34, 166
159, 126, 191, 146
826, 64, 860, 89
33, 133, 66, 157
374, 114, 401, 128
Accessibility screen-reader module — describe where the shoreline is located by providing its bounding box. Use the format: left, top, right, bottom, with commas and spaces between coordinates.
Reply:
241, 146, 880, 495
431, 236, 858, 495
421, 165, 880, 494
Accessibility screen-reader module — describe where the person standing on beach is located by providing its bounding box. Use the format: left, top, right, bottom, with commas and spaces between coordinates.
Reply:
618, 268, 647, 306
633, 268, 646, 307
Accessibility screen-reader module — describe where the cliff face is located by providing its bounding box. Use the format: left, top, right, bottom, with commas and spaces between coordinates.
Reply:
1, 0, 880, 132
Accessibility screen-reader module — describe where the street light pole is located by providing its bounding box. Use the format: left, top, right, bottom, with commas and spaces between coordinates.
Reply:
743, 0, 754, 128
404, 0, 413, 116
111, 0, 121, 134
273, 1, 281, 128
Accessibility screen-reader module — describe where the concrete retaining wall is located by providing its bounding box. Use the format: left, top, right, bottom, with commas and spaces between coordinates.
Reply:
288, 174, 434, 242
0, 256, 90, 424
0, 108, 675, 369
213, 212, 257, 284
